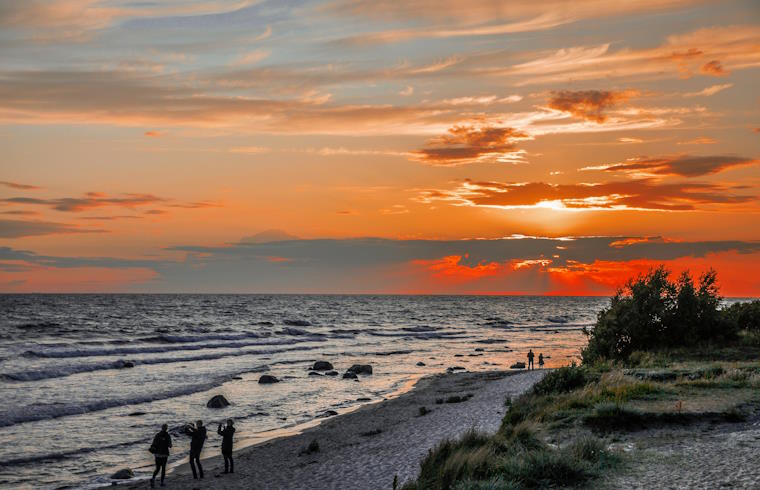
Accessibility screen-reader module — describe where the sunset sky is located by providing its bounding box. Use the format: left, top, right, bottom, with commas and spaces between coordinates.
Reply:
1, 0, 759, 294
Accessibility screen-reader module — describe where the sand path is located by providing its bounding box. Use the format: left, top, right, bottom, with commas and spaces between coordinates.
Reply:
125, 369, 545, 490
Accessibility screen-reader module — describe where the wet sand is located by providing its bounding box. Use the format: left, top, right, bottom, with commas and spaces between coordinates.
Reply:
123, 369, 546, 489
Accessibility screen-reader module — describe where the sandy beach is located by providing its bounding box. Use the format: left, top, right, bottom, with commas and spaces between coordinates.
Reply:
123, 369, 546, 489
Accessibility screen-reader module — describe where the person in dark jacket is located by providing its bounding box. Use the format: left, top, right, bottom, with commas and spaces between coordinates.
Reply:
218, 419, 236, 474
150, 423, 172, 488
187, 420, 207, 479
527, 349, 535, 370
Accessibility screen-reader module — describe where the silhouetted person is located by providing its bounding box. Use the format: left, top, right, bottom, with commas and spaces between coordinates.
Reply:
150, 423, 172, 488
218, 419, 236, 474
527, 349, 535, 370
538, 353, 545, 369
187, 420, 207, 479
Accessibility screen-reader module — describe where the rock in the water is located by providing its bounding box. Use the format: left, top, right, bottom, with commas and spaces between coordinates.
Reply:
284, 319, 311, 326
258, 375, 280, 384
454, 354, 464, 357
311, 361, 334, 371
342, 372, 358, 379
207, 395, 231, 408
325, 370, 339, 376
447, 366, 466, 372
347, 364, 373, 375
510, 362, 526, 369
318, 410, 338, 418
308, 371, 323, 376
416, 361, 426, 366
111, 468, 134, 480
117, 360, 135, 369
127, 411, 146, 417
474, 348, 485, 352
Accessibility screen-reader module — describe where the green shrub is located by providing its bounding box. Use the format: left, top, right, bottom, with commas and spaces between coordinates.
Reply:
532, 364, 588, 395
582, 267, 737, 364
722, 300, 760, 332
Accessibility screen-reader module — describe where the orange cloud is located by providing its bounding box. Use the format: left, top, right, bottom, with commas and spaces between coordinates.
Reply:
547, 90, 638, 122
701, 60, 728, 76
677, 137, 717, 145
0, 180, 40, 190
416, 178, 757, 211
1, 192, 164, 212
411, 254, 505, 283
143, 130, 162, 137
586, 154, 757, 177
410, 124, 529, 166
407, 251, 760, 296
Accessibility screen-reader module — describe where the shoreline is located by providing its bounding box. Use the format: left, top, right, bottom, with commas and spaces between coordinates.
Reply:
121, 369, 546, 489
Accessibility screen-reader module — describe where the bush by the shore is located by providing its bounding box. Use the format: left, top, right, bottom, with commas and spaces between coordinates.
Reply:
581, 267, 760, 363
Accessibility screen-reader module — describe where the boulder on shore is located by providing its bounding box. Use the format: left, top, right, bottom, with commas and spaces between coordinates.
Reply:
308, 371, 322, 376
325, 370, 339, 376
259, 375, 280, 384
347, 364, 373, 375
311, 361, 334, 371
510, 362, 526, 369
111, 468, 134, 480
342, 372, 358, 379
207, 395, 230, 408
416, 361, 426, 366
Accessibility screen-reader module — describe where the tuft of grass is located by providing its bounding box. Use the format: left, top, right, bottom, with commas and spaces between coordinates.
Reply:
532, 364, 589, 395
403, 423, 617, 490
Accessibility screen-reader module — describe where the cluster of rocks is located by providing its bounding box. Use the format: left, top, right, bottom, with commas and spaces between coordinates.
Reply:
307, 361, 373, 380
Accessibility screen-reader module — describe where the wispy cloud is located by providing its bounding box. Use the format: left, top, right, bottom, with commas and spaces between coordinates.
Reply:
683, 83, 733, 97
0, 219, 105, 238
583, 154, 757, 177
0, 180, 41, 190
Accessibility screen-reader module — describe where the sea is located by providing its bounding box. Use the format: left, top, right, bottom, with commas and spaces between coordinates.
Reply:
0, 294, 610, 489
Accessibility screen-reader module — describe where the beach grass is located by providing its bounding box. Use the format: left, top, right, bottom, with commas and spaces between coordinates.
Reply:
402, 345, 759, 489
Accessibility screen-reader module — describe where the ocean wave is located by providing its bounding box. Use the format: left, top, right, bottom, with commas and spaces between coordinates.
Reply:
139, 331, 270, 344
0, 438, 142, 467
0, 361, 286, 427
22, 336, 325, 359
546, 315, 572, 324
2, 345, 321, 382
283, 319, 312, 327
277, 327, 325, 337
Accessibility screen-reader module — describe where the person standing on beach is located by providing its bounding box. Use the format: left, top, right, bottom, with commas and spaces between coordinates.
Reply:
218, 419, 236, 474
527, 349, 535, 370
149, 423, 172, 488
538, 353, 545, 369
187, 420, 207, 479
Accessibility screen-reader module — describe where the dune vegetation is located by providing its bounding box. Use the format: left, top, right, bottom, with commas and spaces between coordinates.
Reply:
402, 267, 760, 489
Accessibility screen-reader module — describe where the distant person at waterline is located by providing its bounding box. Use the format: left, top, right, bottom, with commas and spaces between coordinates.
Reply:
218, 419, 236, 474
538, 353, 545, 369
149, 423, 172, 488
527, 349, 535, 370
187, 420, 207, 479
